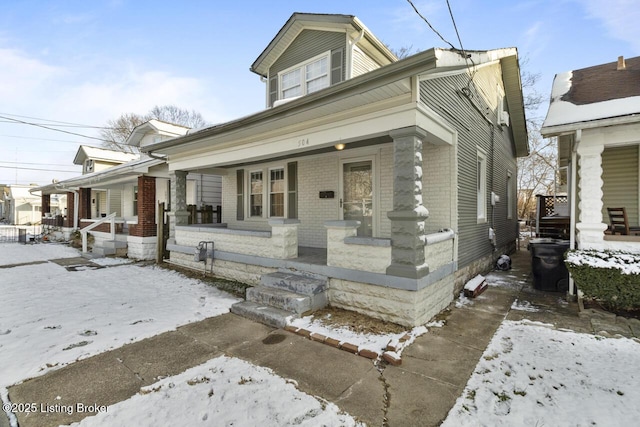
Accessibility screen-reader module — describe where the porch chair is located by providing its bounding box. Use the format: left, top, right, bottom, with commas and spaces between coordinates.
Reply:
606, 207, 640, 235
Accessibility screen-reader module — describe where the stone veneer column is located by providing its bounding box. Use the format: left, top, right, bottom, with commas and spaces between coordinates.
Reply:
386, 127, 429, 279
168, 170, 189, 239
576, 144, 607, 248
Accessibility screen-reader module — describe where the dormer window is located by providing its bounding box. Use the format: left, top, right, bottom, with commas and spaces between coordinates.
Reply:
279, 52, 330, 101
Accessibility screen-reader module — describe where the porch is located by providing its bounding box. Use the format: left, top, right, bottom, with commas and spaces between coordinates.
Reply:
166, 219, 456, 326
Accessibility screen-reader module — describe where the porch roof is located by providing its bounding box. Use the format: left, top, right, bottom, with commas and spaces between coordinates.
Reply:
541, 56, 640, 137
142, 48, 529, 167
31, 157, 164, 195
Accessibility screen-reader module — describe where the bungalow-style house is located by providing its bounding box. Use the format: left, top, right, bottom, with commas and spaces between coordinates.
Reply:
141, 13, 529, 327
3, 184, 49, 225
33, 120, 222, 259
541, 56, 640, 261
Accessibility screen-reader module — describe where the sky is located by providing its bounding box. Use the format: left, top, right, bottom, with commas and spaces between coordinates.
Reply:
0, 0, 638, 186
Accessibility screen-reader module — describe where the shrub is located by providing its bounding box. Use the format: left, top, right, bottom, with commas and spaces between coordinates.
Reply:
565, 250, 640, 311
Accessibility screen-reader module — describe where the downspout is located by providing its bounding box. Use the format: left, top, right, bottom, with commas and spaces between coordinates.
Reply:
569, 130, 581, 298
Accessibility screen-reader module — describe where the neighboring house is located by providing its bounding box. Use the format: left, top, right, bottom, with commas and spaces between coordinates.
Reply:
4, 184, 46, 225
33, 120, 222, 260
141, 13, 528, 327
541, 56, 640, 257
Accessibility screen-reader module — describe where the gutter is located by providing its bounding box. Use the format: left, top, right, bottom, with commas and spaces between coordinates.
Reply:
141, 48, 441, 154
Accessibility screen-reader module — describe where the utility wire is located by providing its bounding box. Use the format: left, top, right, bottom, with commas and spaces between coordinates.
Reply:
406, 0, 456, 50
0, 165, 79, 173
0, 160, 75, 167
0, 112, 112, 129
0, 115, 108, 142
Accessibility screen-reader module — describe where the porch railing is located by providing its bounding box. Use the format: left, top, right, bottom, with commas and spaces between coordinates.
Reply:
81, 212, 116, 253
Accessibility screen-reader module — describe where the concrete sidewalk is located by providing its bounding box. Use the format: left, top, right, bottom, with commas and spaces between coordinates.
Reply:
6, 248, 626, 427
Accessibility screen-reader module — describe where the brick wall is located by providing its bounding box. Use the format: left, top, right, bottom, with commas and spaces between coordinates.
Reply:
64, 192, 75, 228
41, 194, 50, 218
130, 175, 156, 237
78, 188, 91, 219
423, 144, 455, 232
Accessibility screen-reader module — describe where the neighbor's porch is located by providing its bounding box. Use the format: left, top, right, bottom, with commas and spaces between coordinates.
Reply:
561, 124, 640, 252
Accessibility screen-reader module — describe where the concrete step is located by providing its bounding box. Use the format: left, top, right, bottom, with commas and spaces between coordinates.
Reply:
92, 246, 116, 256
81, 252, 104, 260
246, 286, 312, 315
230, 301, 291, 329
102, 240, 127, 249
260, 271, 327, 296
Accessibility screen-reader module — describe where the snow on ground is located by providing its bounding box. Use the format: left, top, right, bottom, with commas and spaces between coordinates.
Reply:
289, 315, 430, 356
0, 242, 78, 266
0, 244, 363, 426
441, 320, 640, 427
67, 356, 362, 427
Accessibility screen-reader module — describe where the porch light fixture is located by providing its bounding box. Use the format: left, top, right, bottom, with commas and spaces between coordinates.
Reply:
334, 143, 345, 151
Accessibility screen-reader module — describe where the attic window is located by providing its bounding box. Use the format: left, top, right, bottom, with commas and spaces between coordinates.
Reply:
279, 52, 329, 101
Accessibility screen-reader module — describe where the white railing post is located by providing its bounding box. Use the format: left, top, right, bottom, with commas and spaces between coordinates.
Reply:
80, 212, 117, 254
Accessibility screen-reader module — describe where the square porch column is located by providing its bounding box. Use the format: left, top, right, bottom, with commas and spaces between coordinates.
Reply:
41, 194, 50, 219
78, 187, 91, 220
131, 175, 157, 237
168, 170, 189, 239
64, 192, 75, 228
386, 126, 429, 279
576, 144, 608, 248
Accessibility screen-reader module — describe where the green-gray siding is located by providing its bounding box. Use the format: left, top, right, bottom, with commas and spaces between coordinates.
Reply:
602, 145, 639, 226
420, 67, 518, 268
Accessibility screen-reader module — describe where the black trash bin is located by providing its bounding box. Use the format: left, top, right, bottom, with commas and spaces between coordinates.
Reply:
528, 238, 570, 292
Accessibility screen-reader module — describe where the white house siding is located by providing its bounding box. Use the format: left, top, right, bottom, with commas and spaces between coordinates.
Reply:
221, 146, 394, 248
423, 143, 456, 232
108, 189, 122, 217
297, 155, 339, 247
351, 45, 381, 78
186, 173, 222, 208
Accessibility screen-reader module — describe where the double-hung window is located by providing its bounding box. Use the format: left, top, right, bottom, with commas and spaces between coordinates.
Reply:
269, 168, 285, 217
279, 53, 329, 101
477, 150, 487, 222
249, 171, 263, 217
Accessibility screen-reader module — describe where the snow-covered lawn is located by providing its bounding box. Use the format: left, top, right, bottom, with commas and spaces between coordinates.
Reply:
442, 320, 640, 426
0, 243, 362, 426
3, 243, 640, 426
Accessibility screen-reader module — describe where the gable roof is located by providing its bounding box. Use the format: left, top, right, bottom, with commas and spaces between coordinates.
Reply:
126, 119, 190, 148
73, 145, 139, 166
542, 56, 640, 136
144, 47, 528, 158
250, 12, 396, 78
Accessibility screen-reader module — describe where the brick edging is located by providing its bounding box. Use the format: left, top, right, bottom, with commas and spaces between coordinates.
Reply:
283, 325, 414, 365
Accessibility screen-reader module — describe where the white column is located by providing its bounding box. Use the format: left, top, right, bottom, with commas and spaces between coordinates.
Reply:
576, 144, 607, 249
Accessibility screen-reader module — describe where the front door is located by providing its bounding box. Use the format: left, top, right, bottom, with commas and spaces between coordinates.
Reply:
340, 159, 374, 237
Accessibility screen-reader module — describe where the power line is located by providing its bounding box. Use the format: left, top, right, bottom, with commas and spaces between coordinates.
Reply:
0, 133, 102, 145
406, 0, 457, 50
0, 112, 112, 129
0, 160, 76, 167
0, 165, 79, 173
0, 115, 110, 143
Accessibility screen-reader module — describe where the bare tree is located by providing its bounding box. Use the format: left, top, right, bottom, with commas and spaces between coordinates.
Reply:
516, 57, 556, 221
99, 105, 207, 153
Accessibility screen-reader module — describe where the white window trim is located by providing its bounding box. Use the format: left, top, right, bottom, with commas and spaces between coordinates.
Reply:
268, 166, 286, 218
248, 170, 264, 219
245, 165, 288, 220
278, 51, 330, 101
477, 149, 487, 223
507, 170, 513, 220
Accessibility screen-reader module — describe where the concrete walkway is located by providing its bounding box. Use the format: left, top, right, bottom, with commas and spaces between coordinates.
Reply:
5, 249, 634, 427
